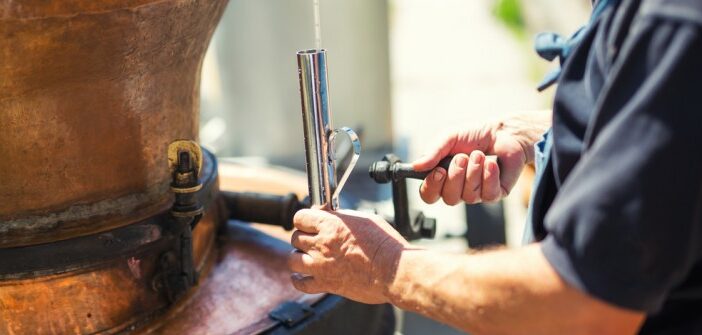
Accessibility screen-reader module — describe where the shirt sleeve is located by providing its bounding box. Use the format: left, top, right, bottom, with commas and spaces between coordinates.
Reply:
541, 16, 702, 312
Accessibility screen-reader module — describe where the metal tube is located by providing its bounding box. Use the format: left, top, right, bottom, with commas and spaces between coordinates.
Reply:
297, 49, 336, 207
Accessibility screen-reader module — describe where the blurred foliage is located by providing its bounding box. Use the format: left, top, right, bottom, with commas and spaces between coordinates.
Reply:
492, 0, 526, 38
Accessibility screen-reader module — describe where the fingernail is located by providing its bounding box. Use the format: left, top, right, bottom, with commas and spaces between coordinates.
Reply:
455, 155, 468, 168
433, 169, 445, 181
471, 153, 484, 164
489, 160, 498, 172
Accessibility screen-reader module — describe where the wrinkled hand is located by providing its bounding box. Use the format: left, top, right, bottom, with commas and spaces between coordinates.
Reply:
287, 208, 410, 304
413, 119, 539, 205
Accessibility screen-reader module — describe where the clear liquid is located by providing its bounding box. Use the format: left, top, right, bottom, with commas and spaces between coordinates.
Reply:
313, 0, 322, 49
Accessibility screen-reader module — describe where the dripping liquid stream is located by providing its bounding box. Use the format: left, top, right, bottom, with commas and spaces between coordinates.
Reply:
313, 0, 322, 50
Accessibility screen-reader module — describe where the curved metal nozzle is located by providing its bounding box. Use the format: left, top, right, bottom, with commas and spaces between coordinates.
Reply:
329, 127, 361, 209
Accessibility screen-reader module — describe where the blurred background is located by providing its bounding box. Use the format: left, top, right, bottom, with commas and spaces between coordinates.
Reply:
199, 0, 589, 333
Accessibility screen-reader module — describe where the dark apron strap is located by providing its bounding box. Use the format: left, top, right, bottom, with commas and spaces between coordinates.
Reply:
534, 0, 621, 91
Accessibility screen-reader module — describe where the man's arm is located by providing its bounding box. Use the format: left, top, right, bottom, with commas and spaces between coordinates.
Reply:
386, 244, 644, 335
288, 209, 645, 335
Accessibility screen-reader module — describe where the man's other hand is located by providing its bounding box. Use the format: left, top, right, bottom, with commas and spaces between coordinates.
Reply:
287, 208, 411, 304
413, 113, 550, 205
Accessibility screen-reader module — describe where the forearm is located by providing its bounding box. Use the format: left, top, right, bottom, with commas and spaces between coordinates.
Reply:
383, 244, 643, 335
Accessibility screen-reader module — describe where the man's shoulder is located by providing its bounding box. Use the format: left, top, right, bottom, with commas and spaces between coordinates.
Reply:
638, 0, 702, 26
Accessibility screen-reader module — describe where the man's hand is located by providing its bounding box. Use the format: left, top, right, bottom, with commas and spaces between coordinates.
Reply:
287, 208, 411, 304
413, 111, 551, 205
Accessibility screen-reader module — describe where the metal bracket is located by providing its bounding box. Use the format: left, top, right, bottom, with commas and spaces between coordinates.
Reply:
160, 140, 205, 302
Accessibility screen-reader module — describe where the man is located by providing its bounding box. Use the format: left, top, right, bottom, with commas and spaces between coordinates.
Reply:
288, 0, 702, 333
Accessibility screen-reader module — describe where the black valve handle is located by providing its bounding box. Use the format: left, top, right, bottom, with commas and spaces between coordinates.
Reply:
369, 156, 454, 183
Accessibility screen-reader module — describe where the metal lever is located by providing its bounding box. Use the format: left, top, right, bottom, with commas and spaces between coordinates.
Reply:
369, 156, 453, 183
370, 154, 499, 183
369, 154, 500, 240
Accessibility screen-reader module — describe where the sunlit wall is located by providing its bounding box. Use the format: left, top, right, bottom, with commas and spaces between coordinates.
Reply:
199, 0, 392, 166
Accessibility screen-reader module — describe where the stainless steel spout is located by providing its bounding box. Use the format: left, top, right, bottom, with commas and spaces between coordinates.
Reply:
297, 49, 360, 210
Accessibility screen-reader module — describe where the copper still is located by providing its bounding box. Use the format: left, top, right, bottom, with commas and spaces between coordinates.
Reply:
0, 0, 225, 247
0, 1, 391, 334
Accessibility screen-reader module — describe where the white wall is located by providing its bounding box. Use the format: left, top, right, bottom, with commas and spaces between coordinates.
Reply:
200, 0, 392, 164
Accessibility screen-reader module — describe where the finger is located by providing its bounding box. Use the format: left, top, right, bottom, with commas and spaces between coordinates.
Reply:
290, 273, 325, 294
290, 230, 316, 251
462, 151, 484, 204
419, 167, 446, 204
441, 154, 469, 206
288, 250, 317, 274
481, 158, 501, 202
293, 209, 322, 233
411, 133, 459, 171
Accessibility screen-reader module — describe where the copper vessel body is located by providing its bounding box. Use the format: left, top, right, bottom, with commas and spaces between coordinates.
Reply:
0, 2, 331, 334
0, 0, 228, 247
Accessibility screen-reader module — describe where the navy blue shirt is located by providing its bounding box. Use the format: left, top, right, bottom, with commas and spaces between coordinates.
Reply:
530, 0, 702, 332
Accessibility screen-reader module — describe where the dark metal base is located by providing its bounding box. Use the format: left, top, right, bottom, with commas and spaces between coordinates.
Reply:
266, 297, 395, 335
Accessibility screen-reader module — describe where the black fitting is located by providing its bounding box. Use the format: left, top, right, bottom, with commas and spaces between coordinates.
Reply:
222, 191, 309, 230
414, 212, 437, 239
369, 154, 438, 240
170, 151, 204, 220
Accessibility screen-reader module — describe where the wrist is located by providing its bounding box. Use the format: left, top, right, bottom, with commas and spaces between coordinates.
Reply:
379, 246, 426, 307
371, 237, 406, 302
497, 110, 552, 164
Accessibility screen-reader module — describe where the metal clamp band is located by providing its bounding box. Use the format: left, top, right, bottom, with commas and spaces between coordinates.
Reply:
171, 184, 203, 194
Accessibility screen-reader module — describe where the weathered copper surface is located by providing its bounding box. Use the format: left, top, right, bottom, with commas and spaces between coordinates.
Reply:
0, 163, 316, 334
141, 221, 322, 335
0, 0, 228, 247
0, 203, 220, 334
